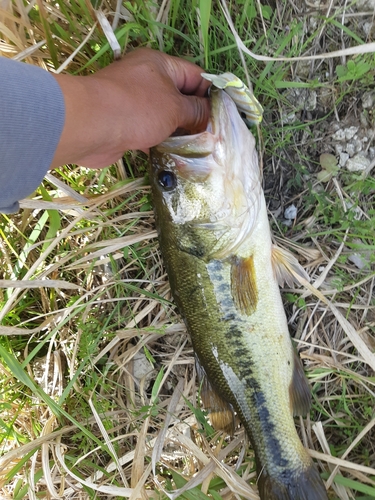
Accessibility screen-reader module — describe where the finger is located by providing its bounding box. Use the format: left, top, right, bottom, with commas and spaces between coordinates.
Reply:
164, 55, 211, 97
178, 94, 211, 134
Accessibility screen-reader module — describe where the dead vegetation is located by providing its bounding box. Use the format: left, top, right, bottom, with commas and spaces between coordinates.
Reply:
1, 0, 375, 499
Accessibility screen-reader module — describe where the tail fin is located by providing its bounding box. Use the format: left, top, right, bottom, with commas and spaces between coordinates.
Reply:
258, 463, 328, 500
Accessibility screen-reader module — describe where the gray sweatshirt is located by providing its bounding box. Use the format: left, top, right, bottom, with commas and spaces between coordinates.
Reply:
0, 58, 65, 213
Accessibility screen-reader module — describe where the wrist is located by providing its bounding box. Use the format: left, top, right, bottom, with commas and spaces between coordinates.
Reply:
51, 72, 122, 168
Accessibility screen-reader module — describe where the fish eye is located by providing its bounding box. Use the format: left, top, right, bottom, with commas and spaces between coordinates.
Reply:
158, 170, 177, 191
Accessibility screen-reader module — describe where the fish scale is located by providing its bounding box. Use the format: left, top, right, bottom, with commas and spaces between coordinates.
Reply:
150, 82, 328, 500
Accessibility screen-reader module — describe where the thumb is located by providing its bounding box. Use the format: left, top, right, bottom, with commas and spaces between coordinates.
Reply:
178, 95, 211, 134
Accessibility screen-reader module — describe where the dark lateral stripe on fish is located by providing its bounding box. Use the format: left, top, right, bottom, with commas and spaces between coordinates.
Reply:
208, 258, 259, 319
210, 332, 291, 471
177, 232, 206, 258
206, 259, 296, 472
235, 369, 290, 469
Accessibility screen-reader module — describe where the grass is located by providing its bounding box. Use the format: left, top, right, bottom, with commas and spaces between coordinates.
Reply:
1, 0, 375, 498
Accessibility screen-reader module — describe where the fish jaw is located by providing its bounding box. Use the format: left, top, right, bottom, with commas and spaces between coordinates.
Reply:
150, 89, 261, 259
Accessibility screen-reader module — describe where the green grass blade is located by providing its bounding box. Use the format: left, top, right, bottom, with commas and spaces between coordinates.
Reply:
199, 0, 212, 68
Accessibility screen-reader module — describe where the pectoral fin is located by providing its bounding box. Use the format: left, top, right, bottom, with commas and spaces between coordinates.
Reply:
231, 255, 258, 316
271, 245, 310, 288
196, 356, 236, 435
289, 351, 311, 417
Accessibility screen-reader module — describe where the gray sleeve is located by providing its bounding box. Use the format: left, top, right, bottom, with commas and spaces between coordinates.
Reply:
0, 58, 65, 213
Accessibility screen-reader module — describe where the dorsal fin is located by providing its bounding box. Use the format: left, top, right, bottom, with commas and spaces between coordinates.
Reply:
196, 356, 236, 435
271, 245, 310, 288
289, 350, 311, 416
230, 255, 258, 316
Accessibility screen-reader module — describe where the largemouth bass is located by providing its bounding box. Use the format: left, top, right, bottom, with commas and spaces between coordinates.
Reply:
149, 82, 328, 500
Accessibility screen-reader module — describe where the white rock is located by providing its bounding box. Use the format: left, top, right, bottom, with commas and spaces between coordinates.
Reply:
133, 351, 155, 387
362, 91, 374, 109
345, 202, 362, 220
286, 88, 317, 111
346, 154, 370, 172
335, 144, 343, 154
335, 144, 344, 156
339, 152, 349, 167
346, 143, 356, 157
348, 253, 369, 269
353, 139, 363, 153
281, 111, 297, 124
363, 22, 373, 36
332, 129, 346, 141
345, 126, 358, 141
347, 238, 372, 269
284, 204, 297, 220
356, 0, 375, 9
332, 126, 359, 143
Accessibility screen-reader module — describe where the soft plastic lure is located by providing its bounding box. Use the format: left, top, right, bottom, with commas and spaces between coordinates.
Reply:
202, 72, 263, 126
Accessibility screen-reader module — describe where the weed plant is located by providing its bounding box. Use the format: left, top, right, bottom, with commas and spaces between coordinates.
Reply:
1, 0, 375, 499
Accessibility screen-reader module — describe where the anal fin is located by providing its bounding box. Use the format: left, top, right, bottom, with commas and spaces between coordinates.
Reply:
195, 356, 236, 435
289, 350, 311, 417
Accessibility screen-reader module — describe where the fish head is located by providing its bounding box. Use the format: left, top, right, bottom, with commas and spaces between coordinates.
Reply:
150, 87, 261, 260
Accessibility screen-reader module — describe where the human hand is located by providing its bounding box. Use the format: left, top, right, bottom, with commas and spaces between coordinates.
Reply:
51, 48, 210, 168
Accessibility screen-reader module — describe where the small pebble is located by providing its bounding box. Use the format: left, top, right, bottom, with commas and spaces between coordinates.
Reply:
344, 126, 358, 141
346, 143, 356, 157
362, 91, 374, 109
332, 129, 345, 141
348, 253, 369, 269
284, 204, 297, 220
339, 152, 349, 167
346, 154, 370, 172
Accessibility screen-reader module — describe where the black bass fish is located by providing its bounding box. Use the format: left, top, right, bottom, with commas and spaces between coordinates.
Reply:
149, 80, 328, 500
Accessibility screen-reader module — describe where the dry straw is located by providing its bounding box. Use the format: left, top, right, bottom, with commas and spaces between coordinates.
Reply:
1, 0, 375, 499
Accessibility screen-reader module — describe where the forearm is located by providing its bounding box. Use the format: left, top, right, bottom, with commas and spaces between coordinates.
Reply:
0, 57, 65, 213
50, 73, 114, 169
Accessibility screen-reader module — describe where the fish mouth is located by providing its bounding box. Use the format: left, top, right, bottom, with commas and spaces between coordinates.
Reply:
151, 86, 258, 194
153, 88, 249, 166
209, 88, 244, 139
150, 86, 261, 257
